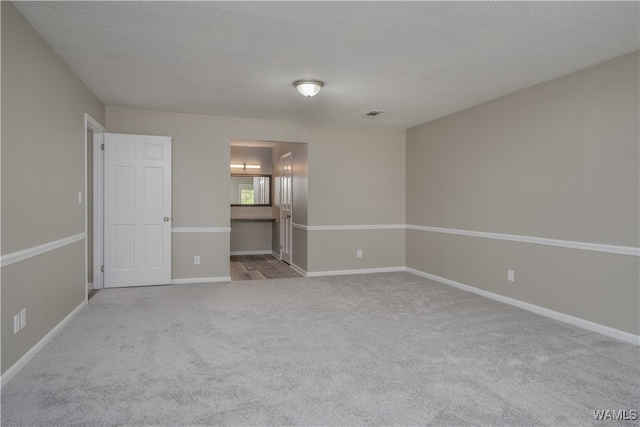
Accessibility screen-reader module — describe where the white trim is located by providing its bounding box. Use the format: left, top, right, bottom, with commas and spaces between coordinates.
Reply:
1, 300, 87, 388
306, 266, 405, 278
230, 250, 272, 256
406, 224, 639, 257
171, 227, 231, 233
290, 263, 307, 277
280, 152, 293, 264
171, 277, 231, 284
405, 267, 640, 346
307, 224, 405, 231
85, 113, 106, 293
290, 223, 639, 257
88, 282, 94, 291
272, 251, 282, 260
92, 129, 105, 290
1, 233, 85, 268
85, 113, 105, 134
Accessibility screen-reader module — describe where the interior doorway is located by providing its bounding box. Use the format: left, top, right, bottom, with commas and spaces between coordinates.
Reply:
103, 133, 173, 288
229, 139, 308, 279
85, 114, 105, 299
86, 126, 173, 291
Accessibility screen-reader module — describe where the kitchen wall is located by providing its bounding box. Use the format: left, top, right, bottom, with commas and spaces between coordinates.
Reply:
406, 51, 639, 335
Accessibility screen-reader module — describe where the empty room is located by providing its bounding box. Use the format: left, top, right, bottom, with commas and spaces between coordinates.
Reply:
1, 2, 638, 426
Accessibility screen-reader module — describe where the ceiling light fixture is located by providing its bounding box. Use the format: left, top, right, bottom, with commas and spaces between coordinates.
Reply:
294, 79, 324, 97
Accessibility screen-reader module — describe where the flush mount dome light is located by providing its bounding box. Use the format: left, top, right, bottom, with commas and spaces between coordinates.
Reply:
294, 79, 324, 97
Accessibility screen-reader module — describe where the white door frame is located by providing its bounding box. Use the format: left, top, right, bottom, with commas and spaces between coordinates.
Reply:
84, 113, 105, 294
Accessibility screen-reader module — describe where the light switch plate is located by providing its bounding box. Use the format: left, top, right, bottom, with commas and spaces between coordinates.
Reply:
14, 315, 21, 334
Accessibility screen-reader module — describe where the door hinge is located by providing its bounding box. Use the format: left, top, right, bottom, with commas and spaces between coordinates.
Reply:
101, 143, 104, 151
100, 265, 104, 272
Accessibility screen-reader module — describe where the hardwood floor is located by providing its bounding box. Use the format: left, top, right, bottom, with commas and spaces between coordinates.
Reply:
230, 254, 302, 281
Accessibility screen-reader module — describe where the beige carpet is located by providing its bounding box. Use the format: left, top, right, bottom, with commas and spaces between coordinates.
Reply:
2, 272, 638, 426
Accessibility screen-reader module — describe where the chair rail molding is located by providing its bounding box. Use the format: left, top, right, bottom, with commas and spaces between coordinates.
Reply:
1, 233, 86, 268
406, 224, 640, 257
303, 224, 405, 231
171, 227, 232, 233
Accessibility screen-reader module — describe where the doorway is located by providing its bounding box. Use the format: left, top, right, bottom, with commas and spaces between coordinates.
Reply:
88, 128, 173, 290
229, 139, 308, 279
85, 114, 105, 298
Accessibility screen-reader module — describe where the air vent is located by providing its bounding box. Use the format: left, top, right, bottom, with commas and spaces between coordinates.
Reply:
364, 110, 384, 118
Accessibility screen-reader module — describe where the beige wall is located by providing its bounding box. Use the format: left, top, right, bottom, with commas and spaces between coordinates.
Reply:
1, 2, 105, 374
172, 233, 230, 280
308, 229, 404, 272
106, 107, 406, 277
230, 146, 273, 175
308, 127, 405, 227
231, 205, 273, 218
406, 51, 639, 334
230, 221, 273, 253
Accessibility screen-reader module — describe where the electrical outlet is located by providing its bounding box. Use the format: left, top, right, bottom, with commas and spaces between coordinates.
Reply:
14, 314, 21, 334
357, 249, 363, 258
507, 269, 515, 282
194, 255, 200, 265
20, 308, 26, 329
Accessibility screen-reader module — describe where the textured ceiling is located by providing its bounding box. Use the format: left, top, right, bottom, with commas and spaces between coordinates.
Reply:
14, 1, 640, 130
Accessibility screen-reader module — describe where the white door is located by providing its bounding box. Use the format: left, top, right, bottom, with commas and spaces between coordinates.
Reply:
104, 133, 172, 288
280, 152, 292, 264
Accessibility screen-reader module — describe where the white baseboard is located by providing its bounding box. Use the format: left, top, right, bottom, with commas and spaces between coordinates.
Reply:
272, 251, 281, 260
1, 300, 87, 388
306, 266, 405, 278
290, 263, 307, 277
405, 267, 640, 346
171, 277, 231, 284
230, 250, 273, 256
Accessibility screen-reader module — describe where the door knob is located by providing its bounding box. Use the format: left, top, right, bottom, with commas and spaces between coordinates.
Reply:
163, 217, 170, 222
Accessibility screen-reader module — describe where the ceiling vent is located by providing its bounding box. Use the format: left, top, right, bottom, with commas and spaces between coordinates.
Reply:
364, 110, 384, 118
